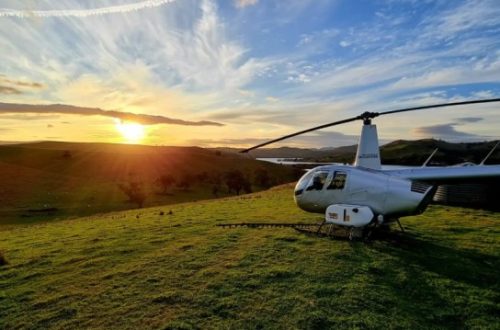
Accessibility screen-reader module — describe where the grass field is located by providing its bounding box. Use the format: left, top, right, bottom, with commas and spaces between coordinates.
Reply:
0, 142, 298, 225
1, 185, 499, 329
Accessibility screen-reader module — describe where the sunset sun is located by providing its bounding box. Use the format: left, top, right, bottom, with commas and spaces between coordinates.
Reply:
115, 120, 145, 143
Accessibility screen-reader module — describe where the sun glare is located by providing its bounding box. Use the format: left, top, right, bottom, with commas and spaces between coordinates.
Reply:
115, 120, 145, 143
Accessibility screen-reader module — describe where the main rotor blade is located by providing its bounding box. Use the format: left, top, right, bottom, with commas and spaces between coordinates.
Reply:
378, 98, 500, 117
240, 98, 500, 153
240, 116, 360, 153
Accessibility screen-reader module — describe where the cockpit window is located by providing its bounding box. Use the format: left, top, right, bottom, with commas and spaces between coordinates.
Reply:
306, 171, 329, 191
327, 171, 347, 190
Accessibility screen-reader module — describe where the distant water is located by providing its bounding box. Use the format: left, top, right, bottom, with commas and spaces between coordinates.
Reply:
257, 158, 340, 166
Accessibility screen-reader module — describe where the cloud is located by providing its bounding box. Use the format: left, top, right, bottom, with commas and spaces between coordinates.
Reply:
161, 0, 268, 92
422, 0, 500, 40
0, 86, 22, 94
0, 0, 177, 18
0, 114, 60, 121
188, 131, 363, 148
0, 74, 45, 95
456, 117, 483, 123
412, 123, 489, 141
234, 0, 258, 8
0, 75, 44, 88
0, 103, 223, 127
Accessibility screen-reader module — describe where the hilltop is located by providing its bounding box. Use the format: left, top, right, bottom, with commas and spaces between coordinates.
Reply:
0, 185, 498, 329
0, 141, 299, 225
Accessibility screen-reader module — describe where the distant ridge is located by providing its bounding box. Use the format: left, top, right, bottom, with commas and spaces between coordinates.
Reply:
216, 139, 500, 166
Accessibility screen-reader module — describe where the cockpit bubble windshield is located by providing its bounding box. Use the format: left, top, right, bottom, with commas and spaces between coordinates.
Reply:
295, 171, 315, 193
306, 171, 329, 191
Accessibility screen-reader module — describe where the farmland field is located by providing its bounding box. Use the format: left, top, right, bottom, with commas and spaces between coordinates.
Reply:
1, 184, 499, 329
0, 142, 298, 225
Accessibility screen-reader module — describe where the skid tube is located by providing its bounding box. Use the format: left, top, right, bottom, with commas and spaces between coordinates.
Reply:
216, 222, 376, 240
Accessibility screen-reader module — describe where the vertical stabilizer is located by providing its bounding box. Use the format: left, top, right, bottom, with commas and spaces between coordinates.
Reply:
354, 123, 381, 169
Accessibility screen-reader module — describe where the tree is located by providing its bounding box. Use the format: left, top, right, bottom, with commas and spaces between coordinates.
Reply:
209, 171, 222, 185
62, 150, 72, 159
212, 184, 220, 197
224, 170, 251, 195
118, 181, 146, 208
0, 250, 7, 266
254, 168, 271, 188
176, 174, 192, 191
195, 171, 209, 183
156, 174, 176, 194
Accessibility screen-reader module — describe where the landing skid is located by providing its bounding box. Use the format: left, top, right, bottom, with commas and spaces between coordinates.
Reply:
216, 221, 381, 241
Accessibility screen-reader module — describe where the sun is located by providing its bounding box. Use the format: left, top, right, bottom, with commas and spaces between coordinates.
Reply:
115, 120, 145, 143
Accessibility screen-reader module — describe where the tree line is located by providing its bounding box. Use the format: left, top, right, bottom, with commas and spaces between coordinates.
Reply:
119, 167, 290, 208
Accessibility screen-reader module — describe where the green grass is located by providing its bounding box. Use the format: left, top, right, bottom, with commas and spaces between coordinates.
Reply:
1, 185, 499, 329
0, 141, 298, 225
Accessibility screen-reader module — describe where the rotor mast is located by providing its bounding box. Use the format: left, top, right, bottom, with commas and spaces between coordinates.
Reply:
353, 114, 381, 169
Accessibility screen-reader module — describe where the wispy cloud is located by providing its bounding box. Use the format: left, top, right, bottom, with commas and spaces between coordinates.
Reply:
0, 0, 178, 18
0, 74, 44, 95
421, 0, 500, 40
0, 86, 21, 94
0, 103, 223, 127
161, 0, 268, 92
234, 0, 258, 8
188, 131, 364, 148
456, 117, 483, 124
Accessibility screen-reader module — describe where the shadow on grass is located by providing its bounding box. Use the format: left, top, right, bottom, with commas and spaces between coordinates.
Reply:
371, 230, 499, 289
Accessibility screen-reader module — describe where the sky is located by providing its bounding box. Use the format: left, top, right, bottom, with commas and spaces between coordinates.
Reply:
0, 0, 499, 148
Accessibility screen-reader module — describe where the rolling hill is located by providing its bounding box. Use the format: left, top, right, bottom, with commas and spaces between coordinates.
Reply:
0, 142, 299, 225
0, 185, 498, 329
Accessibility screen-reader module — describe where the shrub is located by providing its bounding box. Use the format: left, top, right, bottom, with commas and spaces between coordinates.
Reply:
118, 181, 146, 208
0, 251, 7, 266
156, 174, 176, 194
224, 170, 252, 195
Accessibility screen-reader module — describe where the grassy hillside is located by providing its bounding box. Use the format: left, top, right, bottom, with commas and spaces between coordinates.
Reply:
0, 142, 299, 225
1, 185, 499, 329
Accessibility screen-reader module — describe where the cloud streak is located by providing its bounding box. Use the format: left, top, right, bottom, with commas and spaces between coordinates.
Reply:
188, 131, 364, 148
0, 0, 177, 18
0, 103, 223, 127
412, 123, 489, 141
0, 74, 44, 94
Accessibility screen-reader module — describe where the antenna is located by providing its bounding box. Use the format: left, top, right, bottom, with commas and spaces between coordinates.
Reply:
422, 148, 438, 167
480, 141, 500, 165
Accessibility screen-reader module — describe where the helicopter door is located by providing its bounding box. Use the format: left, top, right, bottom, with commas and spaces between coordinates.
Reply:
303, 170, 330, 209
324, 170, 350, 204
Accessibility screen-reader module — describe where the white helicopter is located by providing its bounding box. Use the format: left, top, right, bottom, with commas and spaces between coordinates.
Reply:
234, 98, 500, 238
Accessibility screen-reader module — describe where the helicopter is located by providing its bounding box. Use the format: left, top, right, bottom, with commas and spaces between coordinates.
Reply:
222, 98, 500, 239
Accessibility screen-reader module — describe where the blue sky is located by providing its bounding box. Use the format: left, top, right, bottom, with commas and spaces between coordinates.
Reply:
0, 0, 499, 147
